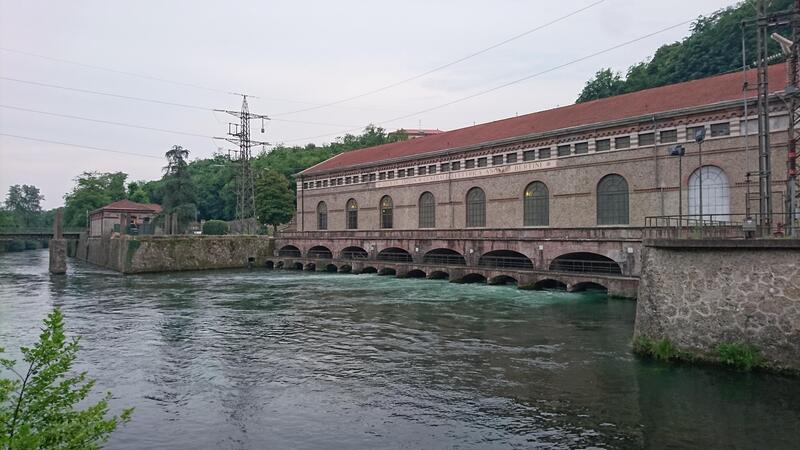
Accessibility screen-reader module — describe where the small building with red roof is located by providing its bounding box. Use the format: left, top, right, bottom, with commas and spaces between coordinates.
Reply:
89, 199, 163, 236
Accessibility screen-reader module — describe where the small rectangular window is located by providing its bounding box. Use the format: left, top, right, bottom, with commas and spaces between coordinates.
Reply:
557, 144, 571, 157
492, 155, 504, 165
595, 139, 611, 152
659, 129, 677, 143
451, 161, 461, 171
407, 167, 414, 176
638, 132, 655, 146
686, 126, 704, 142
539, 148, 551, 159
323, 180, 328, 187
302, 182, 308, 189
369, 173, 376, 182
419, 166, 427, 175
506, 153, 517, 163
615, 136, 630, 149
379, 172, 386, 180
337, 178, 343, 185
362, 174, 368, 183
428, 164, 437, 174
398, 169, 405, 178
477, 157, 487, 167
574, 142, 589, 154
441, 162, 450, 172
710, 122, 730, 137
465, 159, 475, 169
345, 176, 351, 184
315, 181, 321, 188
523, 150, 536, 161
387, 171, 394, 179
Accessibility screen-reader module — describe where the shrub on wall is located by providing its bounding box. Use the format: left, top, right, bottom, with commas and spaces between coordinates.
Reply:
202, 220, 229, 235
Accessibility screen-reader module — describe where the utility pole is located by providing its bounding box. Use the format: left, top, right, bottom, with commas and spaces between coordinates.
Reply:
756, 0, 774, 230
215, 95, 269, 234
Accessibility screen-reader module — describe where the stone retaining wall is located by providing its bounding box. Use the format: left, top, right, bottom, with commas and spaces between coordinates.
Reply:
75, 235, 274, 273
635, 239, 800, 372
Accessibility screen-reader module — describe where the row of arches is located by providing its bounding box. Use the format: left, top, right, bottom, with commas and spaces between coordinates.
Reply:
277, 244, 622, 275
265, 260, 608, 292
315, 166, 731, 229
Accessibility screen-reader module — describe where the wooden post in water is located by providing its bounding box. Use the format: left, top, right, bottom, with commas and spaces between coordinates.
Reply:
49, 208, 67, 274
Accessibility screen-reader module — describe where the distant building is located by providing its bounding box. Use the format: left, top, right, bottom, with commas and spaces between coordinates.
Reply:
390, 128, 444, 140
89, 200, 162, 236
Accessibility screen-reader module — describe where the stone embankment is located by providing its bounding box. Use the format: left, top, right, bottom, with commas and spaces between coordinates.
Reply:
75, 234, 274, 273
635, 239, 800, 373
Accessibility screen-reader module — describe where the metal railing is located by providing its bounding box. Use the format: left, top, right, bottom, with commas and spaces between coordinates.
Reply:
644, 213, 797, 239
549, 259, 621, 275
422, 254, 466, 265
278, 249, 302, 257
376, 251, 413, 262
307, 249, 333, 259
0, 227, 84, 235
477, 255, 534, 269
341, 250, 369, 260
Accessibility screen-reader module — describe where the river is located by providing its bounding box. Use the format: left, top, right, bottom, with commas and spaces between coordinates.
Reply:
0, 250, 798, 449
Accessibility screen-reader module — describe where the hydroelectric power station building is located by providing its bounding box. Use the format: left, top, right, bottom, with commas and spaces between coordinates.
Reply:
272, 64, 793, 297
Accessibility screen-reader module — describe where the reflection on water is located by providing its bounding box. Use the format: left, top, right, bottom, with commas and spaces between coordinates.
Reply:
1, 250, 798, 449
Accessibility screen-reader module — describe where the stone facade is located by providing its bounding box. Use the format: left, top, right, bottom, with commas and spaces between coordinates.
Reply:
635, 240, 800, 371
75, 235, 274, 273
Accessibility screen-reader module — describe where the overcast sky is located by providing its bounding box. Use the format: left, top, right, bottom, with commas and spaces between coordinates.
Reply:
1, 0, 738, 209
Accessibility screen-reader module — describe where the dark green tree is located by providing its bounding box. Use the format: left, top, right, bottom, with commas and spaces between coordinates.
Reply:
3, 185, 44, 227
126, 181, 151, 204
63, 172, 128, 228
187, 155, 236, 221
0, 309, 132, 448
161, 145, 197, 229
575, 69, 626, 103
254, 169, 295, 234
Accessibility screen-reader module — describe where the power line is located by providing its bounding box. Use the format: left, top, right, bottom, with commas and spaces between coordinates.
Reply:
272, 0, 608, 117
0, 104, 215, 138
0, 132, 163, 159
279, 18, 693, 144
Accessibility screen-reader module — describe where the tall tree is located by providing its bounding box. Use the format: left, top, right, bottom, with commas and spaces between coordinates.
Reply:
4, 185, 44, 227
575, 69, 626, 103
161, 145, 197, 230
63, 172, 128, 228
254, 169, 295, 235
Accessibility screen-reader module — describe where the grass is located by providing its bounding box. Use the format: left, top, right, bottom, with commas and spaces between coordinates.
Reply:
717, 342, 762, 371
633, 336, 687, 362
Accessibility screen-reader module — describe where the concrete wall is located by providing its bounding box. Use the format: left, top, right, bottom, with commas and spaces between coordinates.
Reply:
635, 239, 800, 372
76, 235, 274, 273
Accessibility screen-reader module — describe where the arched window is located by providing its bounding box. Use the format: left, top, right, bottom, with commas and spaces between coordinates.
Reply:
523, 181, 549, 226
466, 187, 486, 227
316, 201, 327, 230
688, 165, 729, 221
380, 196, 393, 229
346, 199, 358, 229
597, 174, 629, 225
419, 192, 435, 228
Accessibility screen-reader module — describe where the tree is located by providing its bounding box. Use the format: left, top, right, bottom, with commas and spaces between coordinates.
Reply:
0, 309, 132, 448
161, 145, 197, 231
4, 185, 44, 227
63, 172, 128, 228
255, 169, 295, 234
126, 181, 151, 204
575, 69, 626, 103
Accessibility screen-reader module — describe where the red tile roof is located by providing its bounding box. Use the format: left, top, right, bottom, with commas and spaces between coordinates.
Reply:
92, 199, 163, 215
303, 64, 787, 175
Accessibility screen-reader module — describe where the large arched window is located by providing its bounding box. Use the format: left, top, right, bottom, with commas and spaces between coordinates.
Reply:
597, 174, 629, 225
380, 195, 393, 229
317, 201, 328, 230
346, 199, 358, 229
688, 165, 729, 221
523, 181, 549, 226
466, 187, 486, 227
419, 192, 435, 228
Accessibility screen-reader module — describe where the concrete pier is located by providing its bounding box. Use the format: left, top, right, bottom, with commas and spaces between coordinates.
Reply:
49, 208, 67, 274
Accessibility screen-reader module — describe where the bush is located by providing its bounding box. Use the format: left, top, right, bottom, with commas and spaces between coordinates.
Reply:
4, 240, 26, 252
202, 220, 229, 235
717, 342, 762, 371
0, 309, 132, 448
23, 240, 38, 250
633, 336, 687, 362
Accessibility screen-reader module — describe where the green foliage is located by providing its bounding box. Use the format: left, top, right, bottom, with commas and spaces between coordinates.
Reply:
0, 309, 132, 448
717, 342, 762, 370
126, 181, 151, 204
63, 172, 128, 228
202, 220, 229, 235
2, 240, 26, 252
187, 155, 236, 221
576, 0, 793, 102
4, 185, 44, 227
255, 169, 295, 233
633, 336, 686, 362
